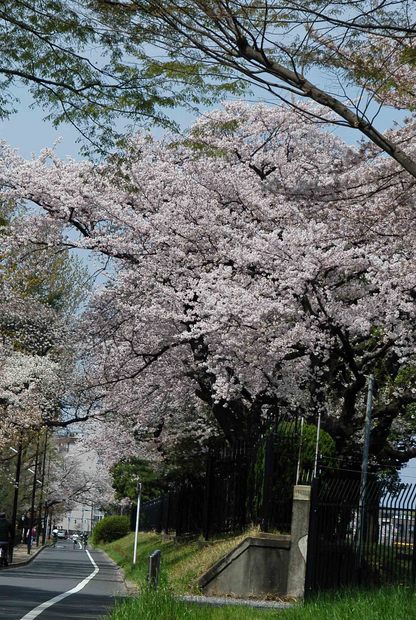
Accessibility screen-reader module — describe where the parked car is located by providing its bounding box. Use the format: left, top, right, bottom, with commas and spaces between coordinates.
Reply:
57, 530, 67, 539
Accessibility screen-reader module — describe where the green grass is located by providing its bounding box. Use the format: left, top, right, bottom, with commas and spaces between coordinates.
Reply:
107, 589, 278, 619
98, 528, 261, 595
285, 588, 416, 620
107, 587, 416, 620
99, 532, 416, 618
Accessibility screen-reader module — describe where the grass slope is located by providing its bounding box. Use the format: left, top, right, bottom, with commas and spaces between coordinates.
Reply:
98, 529, 260, 595
100, 532, 416, 619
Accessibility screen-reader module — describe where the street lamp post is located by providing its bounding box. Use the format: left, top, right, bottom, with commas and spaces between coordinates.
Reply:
133, 481, 142, 565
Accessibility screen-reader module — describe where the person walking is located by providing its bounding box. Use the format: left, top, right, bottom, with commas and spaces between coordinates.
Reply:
52, 528, 58, 548
0, 512, 12, 567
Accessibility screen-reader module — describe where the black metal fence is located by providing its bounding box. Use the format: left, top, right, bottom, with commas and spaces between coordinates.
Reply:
139, 416, 307, 539
305, 476, 416, 595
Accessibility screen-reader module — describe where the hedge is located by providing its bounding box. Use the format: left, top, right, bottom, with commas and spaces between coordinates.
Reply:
91, 515, 130, 544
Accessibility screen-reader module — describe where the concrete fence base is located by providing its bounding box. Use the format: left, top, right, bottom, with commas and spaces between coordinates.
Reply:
199, 485, 311, 600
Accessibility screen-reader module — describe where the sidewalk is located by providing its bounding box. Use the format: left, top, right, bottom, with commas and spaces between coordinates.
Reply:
7, 543, 46, 567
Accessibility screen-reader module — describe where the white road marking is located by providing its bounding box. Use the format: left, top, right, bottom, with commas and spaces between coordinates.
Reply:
19, 550, 99, 620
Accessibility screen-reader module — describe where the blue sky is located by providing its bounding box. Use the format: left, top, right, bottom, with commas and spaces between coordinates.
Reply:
0, 78, 406, 159
0, 89, 199, 159
1, 91, 81, 159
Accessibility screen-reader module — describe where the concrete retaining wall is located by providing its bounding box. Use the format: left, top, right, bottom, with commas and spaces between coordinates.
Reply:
199, 485, 311, 599
199, 534, 291, 597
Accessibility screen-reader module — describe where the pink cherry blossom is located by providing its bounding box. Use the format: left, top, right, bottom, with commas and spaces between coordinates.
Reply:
0, 102, 415, 466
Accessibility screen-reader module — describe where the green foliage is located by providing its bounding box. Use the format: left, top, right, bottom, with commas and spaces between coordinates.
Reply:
91, 515, 130, 544
7, 249, 88, 315
275, 420, 336, 471
111, 432, 210, 505
111, 458, 163, 504
0, 1, 240, 154
394, 365, 416, 389
404, 402, 416, 419
1, 198, 88, 318
1, 0, 413, 161
0, 457, 16, 518
0, 203, 88, 362
108, 589, 277, 619
401, 47, 416, 66
302, 423, 336, 467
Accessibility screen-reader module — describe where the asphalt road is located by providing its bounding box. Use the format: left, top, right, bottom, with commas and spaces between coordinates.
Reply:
0, 540, 127, 620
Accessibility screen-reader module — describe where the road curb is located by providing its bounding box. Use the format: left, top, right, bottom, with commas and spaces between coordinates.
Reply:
1, 544, 48, 570
178, 595, 294, 609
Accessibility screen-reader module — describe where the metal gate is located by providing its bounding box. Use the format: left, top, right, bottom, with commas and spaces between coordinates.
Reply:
305, 476, 416, 595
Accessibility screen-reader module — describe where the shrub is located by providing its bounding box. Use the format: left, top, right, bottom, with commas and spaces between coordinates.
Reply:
91, 515, 130, 544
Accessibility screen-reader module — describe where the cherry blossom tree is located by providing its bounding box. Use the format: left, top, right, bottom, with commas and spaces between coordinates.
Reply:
0, 282, 67, 448
46, 446, 115, 513
0, 102, 415, 469
0, 202, 87, 448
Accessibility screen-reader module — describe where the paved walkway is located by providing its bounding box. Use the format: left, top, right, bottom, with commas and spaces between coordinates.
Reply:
7, 546, 295, 613
0, 539, 127, 619
9, 543, 46, 567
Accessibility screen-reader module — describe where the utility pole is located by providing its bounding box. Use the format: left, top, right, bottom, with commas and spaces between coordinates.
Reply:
27, 437, 40, 554
36, 429, 48, 546
90, 503, 94, 534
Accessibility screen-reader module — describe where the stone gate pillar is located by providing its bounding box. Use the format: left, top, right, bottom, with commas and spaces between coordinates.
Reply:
286, 485, 311, 599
